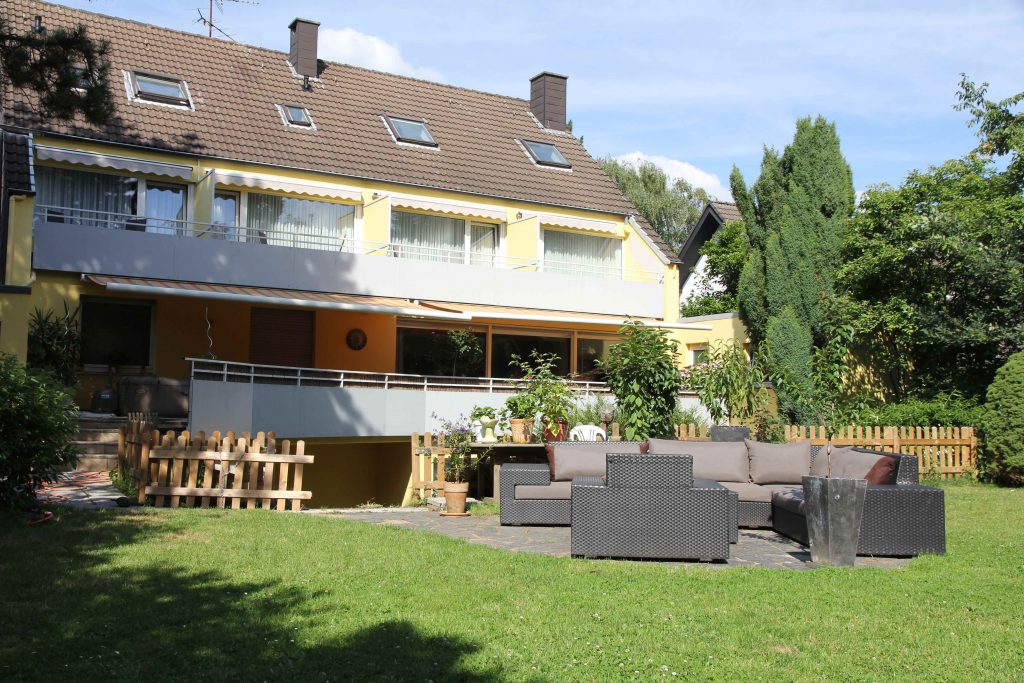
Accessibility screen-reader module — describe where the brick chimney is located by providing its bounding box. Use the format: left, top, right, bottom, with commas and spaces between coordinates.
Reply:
530, 72, 568, 131
288, 18, 320, 78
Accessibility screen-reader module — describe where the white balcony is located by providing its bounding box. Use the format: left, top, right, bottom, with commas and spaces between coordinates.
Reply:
32, 205, 665, 317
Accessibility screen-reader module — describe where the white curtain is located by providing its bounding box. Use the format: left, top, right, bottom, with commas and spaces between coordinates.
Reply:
391, 210, 465, 262
470, 222, 497, 266
543, 229, 621, 278
34, 166, 137, 228
145, 183, 187, 236
246, 192, 355, 251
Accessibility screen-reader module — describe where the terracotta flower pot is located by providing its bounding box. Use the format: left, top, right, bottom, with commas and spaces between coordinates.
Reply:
443, 481, 470, 515
509, 418, 533, 444
543, 420, 568, 442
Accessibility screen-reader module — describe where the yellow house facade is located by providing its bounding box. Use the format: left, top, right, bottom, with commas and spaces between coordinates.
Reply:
1, 1, 725, 506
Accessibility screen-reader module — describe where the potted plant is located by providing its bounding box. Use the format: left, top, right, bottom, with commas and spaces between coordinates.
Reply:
504, 393, 536, 444
434, 413, 476, 516
470, 405, 498, 444
511, 351, 573, 442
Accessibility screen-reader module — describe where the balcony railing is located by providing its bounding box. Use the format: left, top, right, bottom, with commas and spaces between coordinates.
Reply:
34, 204, 663, 283
189, 358, 613, 396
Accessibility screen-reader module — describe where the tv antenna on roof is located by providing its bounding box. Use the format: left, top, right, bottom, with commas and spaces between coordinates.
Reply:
197, 0, 259, 41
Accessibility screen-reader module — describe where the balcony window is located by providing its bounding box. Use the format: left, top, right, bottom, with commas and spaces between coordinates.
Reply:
245, 192, 355, 252
542, 229, 622, 279
144, 182, 187, 235
210, 190, 239, 239
384, 116, 437, 147
491, 334, 571, 379
130, 72, 191, 107
396, 328, 485, 377
81, 299, 152, 369
35, 166, 137, 225
391, 210, 499, 264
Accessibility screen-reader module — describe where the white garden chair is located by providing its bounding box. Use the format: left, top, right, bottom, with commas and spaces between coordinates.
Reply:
569, 424, 606, 441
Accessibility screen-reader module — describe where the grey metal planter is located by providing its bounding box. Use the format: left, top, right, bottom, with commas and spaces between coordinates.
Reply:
802, 475, 867, 567
710, 425, 751, 442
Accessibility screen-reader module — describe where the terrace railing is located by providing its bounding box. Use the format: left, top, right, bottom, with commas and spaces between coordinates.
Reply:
34, 204, 663, 283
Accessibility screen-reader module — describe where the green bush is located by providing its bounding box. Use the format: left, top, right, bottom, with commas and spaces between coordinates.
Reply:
569, 395, 615, 428
27, 304, 80, 387
0, 355, 80, 508
679, 292, 737, 318
980, 352, 1024, 485
765, 306, 813, 423
600, 321, 681, 440
863, 392, 984, 427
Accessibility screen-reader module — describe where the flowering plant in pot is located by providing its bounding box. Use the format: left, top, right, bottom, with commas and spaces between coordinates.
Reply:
503, 393, 536, 443
510, 351, 573, 442
433, 413, 476, 515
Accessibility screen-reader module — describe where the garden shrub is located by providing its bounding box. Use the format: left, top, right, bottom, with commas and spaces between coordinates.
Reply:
864, 392, 984, 427
980, 352, 1024, 485
765, 305, 813, 423
0, 355, 80, 507
601, 321, 681, 440
27, 304, 80, 387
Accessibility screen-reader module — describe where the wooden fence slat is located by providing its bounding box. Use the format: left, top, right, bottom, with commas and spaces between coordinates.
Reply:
291, 441, 305, 512
277, 440, 292, 512
145, 487, 312, 500
147, 450, 315, 464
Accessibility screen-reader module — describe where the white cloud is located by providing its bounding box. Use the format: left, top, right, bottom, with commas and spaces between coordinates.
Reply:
318, 28, 442, 81
615, 151, 731, 200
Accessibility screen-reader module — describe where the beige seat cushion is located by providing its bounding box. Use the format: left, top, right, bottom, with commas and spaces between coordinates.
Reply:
719, 481, 773, 503
547, 442, 646, 482
764, 484, 802, 496
515, 481, 572, 500
746, 439, 811, 484
647, 438, 750, 482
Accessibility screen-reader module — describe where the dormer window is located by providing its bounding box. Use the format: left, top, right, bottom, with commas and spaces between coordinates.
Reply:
384, 115, 437, 147
521, 139, 571, 169
281, 104, 313, 127
130, 71, 190, 107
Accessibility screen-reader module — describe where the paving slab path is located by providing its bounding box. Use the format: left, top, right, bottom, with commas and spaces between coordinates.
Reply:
36, 471, 124, 510
316, 508, 910, 570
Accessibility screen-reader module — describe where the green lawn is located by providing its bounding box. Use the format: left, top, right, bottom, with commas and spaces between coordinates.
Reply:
1, 485, 1022, 682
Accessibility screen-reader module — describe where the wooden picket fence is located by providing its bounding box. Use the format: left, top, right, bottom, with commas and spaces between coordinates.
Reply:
119, 418, 314, 509
782, 425, 977, 479
409, 432, 487, 501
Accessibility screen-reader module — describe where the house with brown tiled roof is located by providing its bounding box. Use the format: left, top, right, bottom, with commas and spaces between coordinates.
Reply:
0, 1, 724, 505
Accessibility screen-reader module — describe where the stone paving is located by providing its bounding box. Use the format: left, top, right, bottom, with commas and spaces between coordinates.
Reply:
317, 507, 910, 570
35, 471, 125, 509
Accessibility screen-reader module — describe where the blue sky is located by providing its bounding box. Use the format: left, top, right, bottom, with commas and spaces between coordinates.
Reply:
59, 0, 1024, 199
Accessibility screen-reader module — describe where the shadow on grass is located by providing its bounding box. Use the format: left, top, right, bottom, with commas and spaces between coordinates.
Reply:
0, 511, 497, 681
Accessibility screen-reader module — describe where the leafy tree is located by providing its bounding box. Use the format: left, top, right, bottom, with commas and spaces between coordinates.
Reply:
599, 157, 711, 252
732, 117, 855, 345
600, 321, 681, 440
679, 292, 737, 318
683, 341, 780, 440
838, 156, 1024, 399
956, 75, 1024, 192
0, 17, 114, 125
0, 355, 79, 508
699, 218, 748, 295
980, 351, 1024, 485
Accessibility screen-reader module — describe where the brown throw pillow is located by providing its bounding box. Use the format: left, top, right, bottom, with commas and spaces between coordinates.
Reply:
864, 455, 898, 485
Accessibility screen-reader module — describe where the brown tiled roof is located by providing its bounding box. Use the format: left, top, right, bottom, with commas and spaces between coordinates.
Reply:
2, 0, 676, 261
710, 201, 741, 223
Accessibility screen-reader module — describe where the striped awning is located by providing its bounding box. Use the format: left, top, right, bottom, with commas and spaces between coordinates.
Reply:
85, 275, 470, 320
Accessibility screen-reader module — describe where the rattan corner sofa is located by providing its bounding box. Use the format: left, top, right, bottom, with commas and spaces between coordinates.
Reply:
500, 438, 946, 558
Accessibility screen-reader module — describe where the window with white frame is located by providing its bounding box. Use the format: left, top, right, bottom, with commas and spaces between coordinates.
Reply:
245, 192, 356, 252
129, 71, 191, 107
390, 210, 500, 264
34, 166, 188, 235
542, 229, 622, 279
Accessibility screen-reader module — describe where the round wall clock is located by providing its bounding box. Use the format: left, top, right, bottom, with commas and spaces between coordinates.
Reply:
346, 328, 368, 351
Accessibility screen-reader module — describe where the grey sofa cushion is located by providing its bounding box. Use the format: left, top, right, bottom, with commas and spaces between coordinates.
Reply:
647, 438, 750, 482
772, 489, 806, 515
830, 448, 896, 482
515, 481, 572, 500
746, 439, 811, 484
719, 481, 773, 503
548, 442, 645, 481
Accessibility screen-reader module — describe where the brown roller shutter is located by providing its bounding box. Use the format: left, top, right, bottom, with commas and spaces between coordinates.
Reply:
249, 308, 315, 367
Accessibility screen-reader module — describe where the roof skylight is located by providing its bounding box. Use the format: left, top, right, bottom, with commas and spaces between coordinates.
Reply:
281, 104, 313, 127
385, 116, 437, 147
521, 139, 570, 168
130, 72, 190, 107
